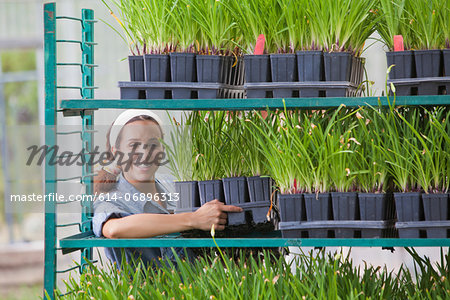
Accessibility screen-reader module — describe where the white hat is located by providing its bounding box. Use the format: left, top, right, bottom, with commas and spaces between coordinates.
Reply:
109, 109, 164, 148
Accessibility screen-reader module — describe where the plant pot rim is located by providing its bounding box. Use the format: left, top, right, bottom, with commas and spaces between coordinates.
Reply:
129, 55, 143, 58
198, 179, 222, 183
413, 49, 442, 53
175, 180, 198, 184
331, 191, 357, 195
393, 191, 421, 195
169, 52, 196, 56
222, 176, 247, 181
357, 192, 388, 195
244, 54, 270, 57
196, 54, 224, 58
278, 193, 302, 198
247, 175, 271, 179
422, 192, 448, 196
324, 51, 352, 55
303, 192, 330, 195
296, 50, 323, 54
144, 53, 169, 57
270, 53, 296, 57
386, 50, 414, 54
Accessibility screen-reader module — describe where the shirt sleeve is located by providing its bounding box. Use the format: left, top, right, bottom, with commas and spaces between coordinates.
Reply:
92, 194, 132, 237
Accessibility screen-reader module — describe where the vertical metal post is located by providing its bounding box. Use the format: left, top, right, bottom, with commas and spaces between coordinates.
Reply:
80, 8, 94, 269
43, 3, 57, 299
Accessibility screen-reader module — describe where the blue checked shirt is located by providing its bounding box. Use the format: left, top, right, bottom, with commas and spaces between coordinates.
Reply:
92, 172, 194, 268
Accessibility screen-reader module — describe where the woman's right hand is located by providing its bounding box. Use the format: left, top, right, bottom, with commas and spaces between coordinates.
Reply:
192, 199, 243, 231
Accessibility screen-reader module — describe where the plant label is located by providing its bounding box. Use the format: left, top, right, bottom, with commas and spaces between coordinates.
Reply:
393, 35, 404, 51
254, 34, 265, 55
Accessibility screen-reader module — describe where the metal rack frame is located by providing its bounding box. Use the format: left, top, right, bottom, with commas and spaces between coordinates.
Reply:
43, 2, 450, 299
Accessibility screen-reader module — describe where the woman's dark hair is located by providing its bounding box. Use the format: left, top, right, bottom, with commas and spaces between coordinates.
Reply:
93, 115, 162, 195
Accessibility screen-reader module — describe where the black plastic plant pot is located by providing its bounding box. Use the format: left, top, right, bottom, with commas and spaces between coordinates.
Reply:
270, 54, 297, 81
304, 193, 332, 238
269, 54, 298, 98
414, 49, 442, 78
227, 212, 247, 226
443, 49, 450, 76
386, 51, 415, 79
243, 54, 271, 83
394, 192, 422, 222
128, 55, 145, 81
359, 193, 393, 220
323, 52, 352, 82
223, 177, 250, 205
246, 176, 273, 203
196, 55, 225, 83
358, 193, 394, 238
144, 54, 170, 81
196, 55, 225, 99
296, 50, 323, 82
394, 192, 423, 238
170, 52, 196, 82
304, 193, 332, 221
175, 181, 200, 209
422, 193, 449, 238
278, 193, 304, 222
198, 180, 224, 206
331, 192, 358, 238
170, 52, 196, 99
143, 54, 170, 99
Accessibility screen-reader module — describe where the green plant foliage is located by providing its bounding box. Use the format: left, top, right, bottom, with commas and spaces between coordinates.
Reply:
353, 108, 390, 193
53, 247, 450, 299
101, 0, 381, 54
162, 113, 194, 182
188, 0, 237, 55
405, 0, 445, 50
377, 0, 413, 50
190, 111, 226, 181
219, 112, 248, 178
306, 0, 378, 54
166, 105, 449, 194
378, 0, 448, 50
444, 0, 450, 48
225, 0, 275, 54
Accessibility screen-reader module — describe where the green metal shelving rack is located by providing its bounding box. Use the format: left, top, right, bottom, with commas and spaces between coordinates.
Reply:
43, 3, 450, 299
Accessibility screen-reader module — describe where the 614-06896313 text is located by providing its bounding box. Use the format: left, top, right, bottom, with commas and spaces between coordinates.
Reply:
10, 192, 179, 203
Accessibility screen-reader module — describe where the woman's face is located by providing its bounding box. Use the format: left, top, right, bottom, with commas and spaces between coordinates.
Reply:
113, 120, 163, 183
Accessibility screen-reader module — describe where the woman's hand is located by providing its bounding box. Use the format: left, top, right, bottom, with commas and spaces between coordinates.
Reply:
192, 199, 243, 231
101, 199, 243, 238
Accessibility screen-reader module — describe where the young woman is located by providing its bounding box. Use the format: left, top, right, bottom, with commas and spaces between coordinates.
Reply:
92, 109, 242, 267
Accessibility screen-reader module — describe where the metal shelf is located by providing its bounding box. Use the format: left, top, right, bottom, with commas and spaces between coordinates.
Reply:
60, 95, 450, 111
59, 231, 450, 251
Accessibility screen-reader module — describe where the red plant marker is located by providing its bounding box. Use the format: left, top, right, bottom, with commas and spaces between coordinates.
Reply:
253, 34, 265, 55
393, 35, 404, 51
261, 110, 268, 119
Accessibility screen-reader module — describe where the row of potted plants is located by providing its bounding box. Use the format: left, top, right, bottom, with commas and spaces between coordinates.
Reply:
164, 105, 449, 236
102, 0, 377, 56
378, 0, 450, 79
102, 0, 242, 100
103, 0, 450, 97
102, 0, 377, 96
247, 104, 450, 237
164, 111, 274, 225
277, 192, 396, 238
